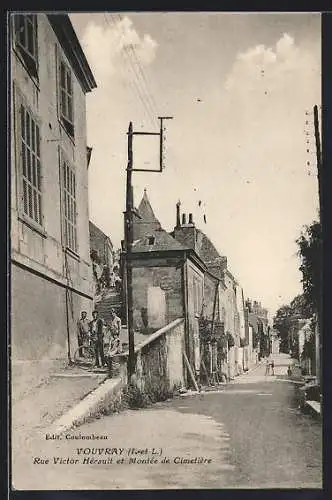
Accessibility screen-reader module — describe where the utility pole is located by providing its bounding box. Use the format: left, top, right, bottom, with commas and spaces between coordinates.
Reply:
313, 104, 322, 388
314, 105, 322, 221
125, 117, 173, 383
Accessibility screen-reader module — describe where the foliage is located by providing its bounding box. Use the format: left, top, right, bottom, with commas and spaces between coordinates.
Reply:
252, 329, 260, 349
198, 316, 212, 343
226, 332, 235, 348
122, 381, 175, 409
90, 249, 101, 265
296, 221, 322, 317
122, 384, 151, 409
301, 317, 316, 364
273, 293, 313, 352
240, 337, 248, 348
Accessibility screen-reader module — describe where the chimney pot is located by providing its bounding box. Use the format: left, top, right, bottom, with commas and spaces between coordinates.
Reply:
176, 201, 181, 227
182, 213, 186, 225
188, 213, 193, 224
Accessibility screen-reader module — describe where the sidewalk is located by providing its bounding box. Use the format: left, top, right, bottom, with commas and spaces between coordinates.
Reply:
12, 363, 109, 441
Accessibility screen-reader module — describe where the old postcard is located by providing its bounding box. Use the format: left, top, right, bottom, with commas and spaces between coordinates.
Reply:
10, 11, 322, 490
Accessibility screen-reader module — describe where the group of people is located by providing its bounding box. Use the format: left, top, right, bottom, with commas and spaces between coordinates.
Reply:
77, 308, 122, 375
265, 357, 275, 376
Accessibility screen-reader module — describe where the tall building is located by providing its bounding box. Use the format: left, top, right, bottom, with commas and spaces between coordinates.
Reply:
10, 14, 97, 366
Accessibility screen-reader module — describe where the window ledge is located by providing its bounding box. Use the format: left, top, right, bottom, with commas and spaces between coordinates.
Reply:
18, 213, 47, 238
65, 247, 80, 262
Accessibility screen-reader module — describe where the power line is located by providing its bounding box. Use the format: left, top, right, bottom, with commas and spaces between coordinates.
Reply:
103, 13, 155, 127
110, 12, 158, 127
114, 12, 159, 120
103, 13, 157, 128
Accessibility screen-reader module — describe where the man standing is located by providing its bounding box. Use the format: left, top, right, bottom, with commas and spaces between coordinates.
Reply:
106, 308, 122, 376
89, 310, 105, 368
77, 311, 89, 357
265, 357, 270, 376
109, 308, 121, 338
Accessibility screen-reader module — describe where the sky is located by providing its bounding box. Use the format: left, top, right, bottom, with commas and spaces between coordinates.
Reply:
70, 12, 321, 318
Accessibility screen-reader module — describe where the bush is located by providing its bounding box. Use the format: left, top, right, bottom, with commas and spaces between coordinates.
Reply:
227, 332, 235, 348
122, 381, 175, 409
122, 384, 151, 409
240, 338, 248, 348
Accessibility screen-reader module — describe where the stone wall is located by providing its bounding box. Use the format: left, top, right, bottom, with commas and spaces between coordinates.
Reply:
132, 264, 183, 332
118, 319, 185, 395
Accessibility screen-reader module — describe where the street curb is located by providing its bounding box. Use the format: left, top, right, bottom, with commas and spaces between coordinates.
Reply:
303, 400, 321, 420
48, 377, 123, 434
232, 361, 263, 381
244, 361, 263, 375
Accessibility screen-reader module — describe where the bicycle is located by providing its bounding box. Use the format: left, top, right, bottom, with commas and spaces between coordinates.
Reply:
73, 338, 95, 363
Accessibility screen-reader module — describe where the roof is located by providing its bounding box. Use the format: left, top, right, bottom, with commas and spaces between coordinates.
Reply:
132, 228, 188, 253
89, 221, 112, 246
196, 228, 223, 262
47, 14, 97, 93
132, 190, 190, 253
248, 313, 265, 331
137, 189, 160, 223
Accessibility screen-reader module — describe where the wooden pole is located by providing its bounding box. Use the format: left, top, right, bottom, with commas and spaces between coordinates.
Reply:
125, 122, 135, 382
183, 352, 200, 392
313, 105, 322, 389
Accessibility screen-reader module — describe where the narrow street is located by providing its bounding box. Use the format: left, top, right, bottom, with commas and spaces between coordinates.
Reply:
13, 354, 322, 490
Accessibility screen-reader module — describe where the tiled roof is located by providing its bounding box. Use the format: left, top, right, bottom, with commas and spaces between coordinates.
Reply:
137, 189, 160, 223
132, 228, 188, 253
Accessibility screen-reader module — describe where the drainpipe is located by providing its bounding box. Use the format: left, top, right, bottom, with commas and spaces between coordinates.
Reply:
181, 255, 190, 387
65, 288, 72, 364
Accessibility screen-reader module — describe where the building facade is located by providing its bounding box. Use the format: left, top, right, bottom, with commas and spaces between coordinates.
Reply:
10, 14, 97, 364
89, 220, 114, 292
128, 192, 254, 384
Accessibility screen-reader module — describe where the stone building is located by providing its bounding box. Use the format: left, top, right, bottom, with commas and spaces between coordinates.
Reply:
10, 13, 96, 367
247, 299, 270, 359
131, 191, 205, 380
89, 221, 114, 292
129, 191, 248, 383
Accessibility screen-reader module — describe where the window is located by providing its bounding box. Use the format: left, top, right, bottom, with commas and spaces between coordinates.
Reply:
61, 156, 77, 253
14, 14, 38, 78
148, 235, 155, 246
59, 58, 74, 138
18, 101, 42, 225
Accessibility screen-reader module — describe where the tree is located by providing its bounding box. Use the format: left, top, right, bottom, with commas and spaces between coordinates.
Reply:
273, 304, 295, 352
273, 294, 310, 353
296, 221, 322, 319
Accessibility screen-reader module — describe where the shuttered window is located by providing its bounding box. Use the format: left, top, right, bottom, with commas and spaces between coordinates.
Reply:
14, 14, 38, 78
59, 58, 74, 138
19, 102, 42, 225
62, 158, 77, 253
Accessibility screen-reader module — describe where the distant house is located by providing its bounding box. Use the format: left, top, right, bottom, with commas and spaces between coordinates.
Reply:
10, 13, 97, 366
172, 205, 247, 378
89, 221, 115, 292
247, 299, 270, 358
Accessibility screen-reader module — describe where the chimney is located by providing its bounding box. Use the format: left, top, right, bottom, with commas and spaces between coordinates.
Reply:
188, 213, 194, 225
176, 201, 181, 227
182, 213, 186, 225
